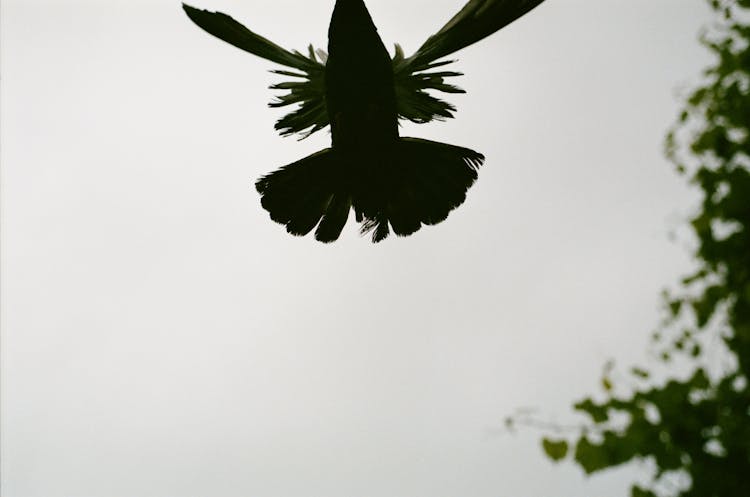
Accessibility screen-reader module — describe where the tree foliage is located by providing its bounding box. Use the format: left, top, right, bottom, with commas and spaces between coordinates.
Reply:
536, 1, 750, 495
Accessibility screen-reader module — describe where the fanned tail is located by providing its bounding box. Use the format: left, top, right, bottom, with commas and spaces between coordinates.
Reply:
255, 148, 351, 242
355, 137, 483, 242
255, 138, 483, 243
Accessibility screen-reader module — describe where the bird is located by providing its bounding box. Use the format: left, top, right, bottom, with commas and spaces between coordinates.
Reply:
183, 0, 546, 242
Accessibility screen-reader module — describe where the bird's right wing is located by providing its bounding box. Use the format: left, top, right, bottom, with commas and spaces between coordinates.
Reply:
183, 4, 329, 138
392, 0, 547, 124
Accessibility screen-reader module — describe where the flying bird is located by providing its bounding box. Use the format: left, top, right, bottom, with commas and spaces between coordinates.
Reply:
183, 0, 546, 242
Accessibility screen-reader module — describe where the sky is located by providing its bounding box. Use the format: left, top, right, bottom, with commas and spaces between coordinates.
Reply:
1, 0, 716, 496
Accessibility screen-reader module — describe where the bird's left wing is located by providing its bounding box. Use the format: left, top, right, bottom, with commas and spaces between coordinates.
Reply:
392, 0, 547, 125
183, 4, 328, 138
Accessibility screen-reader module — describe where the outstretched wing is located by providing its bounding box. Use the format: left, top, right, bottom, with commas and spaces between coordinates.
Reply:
184, 1, 547, 137
393, 0, 547, 124
183, 4, 328, 138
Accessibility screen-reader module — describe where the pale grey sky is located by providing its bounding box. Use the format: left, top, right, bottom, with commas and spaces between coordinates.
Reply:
1, 0, 713, 496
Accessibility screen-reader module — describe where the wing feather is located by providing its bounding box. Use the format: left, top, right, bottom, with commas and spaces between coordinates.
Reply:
183, 4, 328, 138
393, 0, 547, 124
183, 1, 547, 137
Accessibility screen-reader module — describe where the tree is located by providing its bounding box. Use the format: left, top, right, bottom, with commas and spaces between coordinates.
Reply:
516, 1, 750, 495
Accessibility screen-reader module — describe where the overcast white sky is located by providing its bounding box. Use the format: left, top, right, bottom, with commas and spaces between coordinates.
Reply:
1, 0, 715, 496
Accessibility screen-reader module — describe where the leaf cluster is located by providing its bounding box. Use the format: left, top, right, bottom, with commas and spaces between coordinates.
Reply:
540, 2, 750, 495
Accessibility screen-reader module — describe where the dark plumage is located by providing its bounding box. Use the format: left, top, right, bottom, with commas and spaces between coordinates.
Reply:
184, 0, 546, 242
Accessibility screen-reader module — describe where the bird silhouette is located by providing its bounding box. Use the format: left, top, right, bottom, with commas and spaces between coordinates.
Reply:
183, 0, 546, 242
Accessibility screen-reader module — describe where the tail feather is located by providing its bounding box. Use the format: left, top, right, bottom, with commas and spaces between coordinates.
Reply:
255, 148, 349, 241
315, 193, 351, 243
255, 138, 483, 243
356, 137, 483, 241
360, 215, 391, 243
283, 191, 330, 236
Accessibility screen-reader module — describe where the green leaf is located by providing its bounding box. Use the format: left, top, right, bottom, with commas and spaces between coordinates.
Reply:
631, 485, 657, 497
574, 437, 610, 474
631, 367, 650, 379
668, 299, 682, 317
691, 343, 702, 357
574, 399, 609, 423
542, 438, 569, 462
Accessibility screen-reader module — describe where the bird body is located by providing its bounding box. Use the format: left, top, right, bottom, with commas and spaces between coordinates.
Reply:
326, 0, 398, 151
183, 0, 547, 242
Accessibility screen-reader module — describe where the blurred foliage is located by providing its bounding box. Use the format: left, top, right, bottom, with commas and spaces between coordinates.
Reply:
529, 1, 750, 495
